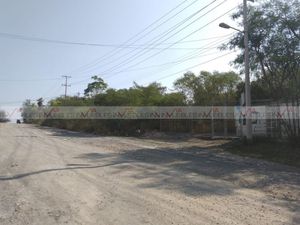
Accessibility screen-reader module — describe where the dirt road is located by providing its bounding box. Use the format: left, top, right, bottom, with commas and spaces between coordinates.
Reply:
0, 124, 299, 225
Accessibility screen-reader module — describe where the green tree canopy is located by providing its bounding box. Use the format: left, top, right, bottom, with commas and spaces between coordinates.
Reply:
0, 110, 9, 123
84, 76, 108, 97
174, 71, 241, 105
222, 0, 300, 102
94, 82, 185, 106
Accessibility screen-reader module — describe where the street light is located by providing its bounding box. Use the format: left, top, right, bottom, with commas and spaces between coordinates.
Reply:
219, 0, 253, 142
219, 23, 243, 33
219, 22, 231, 29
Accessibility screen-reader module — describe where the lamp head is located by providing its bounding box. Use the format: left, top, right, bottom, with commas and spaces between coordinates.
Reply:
219, 23, 231, 29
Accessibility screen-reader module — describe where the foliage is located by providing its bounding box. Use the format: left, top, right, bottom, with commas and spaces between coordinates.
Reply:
38, 81, 188, 135
0, 110, 9, 123
84, 76, 108, 97
223, 0, 300, 101
223, 0, 300, 137
21, 99, 36, 124
174, 71, 241, 105
94, 82, 186, 106
49, 96, 93, 106
37, 98, 44, 107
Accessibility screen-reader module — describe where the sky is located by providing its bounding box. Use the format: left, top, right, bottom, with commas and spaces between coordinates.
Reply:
0, 0, 243, 112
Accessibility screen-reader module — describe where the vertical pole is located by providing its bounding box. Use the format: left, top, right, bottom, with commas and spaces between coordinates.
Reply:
243, 0, 252, 142
64, 79, 67, 98
211, 105, 214, 138
224, 96, 228, 137
62, 76, 71, 98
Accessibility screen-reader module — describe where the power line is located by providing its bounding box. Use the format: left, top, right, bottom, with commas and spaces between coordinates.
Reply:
0, 32, 236, 50
69, 35, 233, 85
162, 35, 233, 62
100, 0, 229, 76
115, 51, 223, 73
0, 38, 229, 83
70, 51, 222, 86
0, 54, 234, 105
64, 0, 198, 76
63, 34, 233, 83
142, 51, 234, 84
102, 35, 233, 79
0, 87, 63, 105
161, 34, 233, 44
0, 1, 193, 49
87, 0, 222, 77
102, 3, 236, 78
0, 0, 195, 86
41, 81, 63, 98
0, 79, 64, 105
69, 0, 220, 77
0, 1, 237, 104
132, 51, 234, 86
0, 77, 61, 82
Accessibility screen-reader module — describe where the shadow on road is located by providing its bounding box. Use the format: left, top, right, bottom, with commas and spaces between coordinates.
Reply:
1, 125, 299, 223
1, 126, 300, 223
1, 144, 299, 197
78, 146, 300, 223
0, 161, 126, 181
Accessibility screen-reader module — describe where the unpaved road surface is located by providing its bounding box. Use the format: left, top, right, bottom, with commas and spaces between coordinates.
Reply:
0, 124, 299, 225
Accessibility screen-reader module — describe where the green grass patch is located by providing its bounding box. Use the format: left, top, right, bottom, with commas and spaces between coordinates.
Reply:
225, 138, 300, 168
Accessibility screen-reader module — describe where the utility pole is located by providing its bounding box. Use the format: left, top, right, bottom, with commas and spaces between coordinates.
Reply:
243, 0, 253, 142
219, 0, 253, 142
211, 104, 214, 138
62, 76, 71, 98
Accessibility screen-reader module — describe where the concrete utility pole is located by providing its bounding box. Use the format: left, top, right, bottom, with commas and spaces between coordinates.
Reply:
243, 0, 253, 142
219, 0, 253, 142
62, 76, 71, 98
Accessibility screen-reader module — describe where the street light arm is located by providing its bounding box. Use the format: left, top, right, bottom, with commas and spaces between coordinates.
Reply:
230, 26, 244, 33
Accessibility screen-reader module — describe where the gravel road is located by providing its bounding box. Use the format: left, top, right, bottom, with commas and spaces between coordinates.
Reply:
0, 123, 299, 225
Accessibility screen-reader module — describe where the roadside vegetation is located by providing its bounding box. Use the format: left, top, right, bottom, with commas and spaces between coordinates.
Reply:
0, 110, 9, 123
23, 71, 240, 135
22, 0, 299, 165
225, 138, 300, 168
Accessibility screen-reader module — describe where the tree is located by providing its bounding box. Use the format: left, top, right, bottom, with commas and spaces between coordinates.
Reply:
37, 98, 44, 107
84, 76, 108, 97
222, 0, 300, 138
222, 0, 300, 101
159, 93, 186, 106
173, 71, 202, 104
0, 110, 9, 123
94, 82, 185, 106
174, 71, 241, 105
21, 100, 36, 123
49, 96, 93, 106
132, 82, 166, 106
236, 79, 272, 103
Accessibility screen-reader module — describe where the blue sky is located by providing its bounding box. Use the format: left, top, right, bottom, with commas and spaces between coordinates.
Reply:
0, 0, 242, 109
